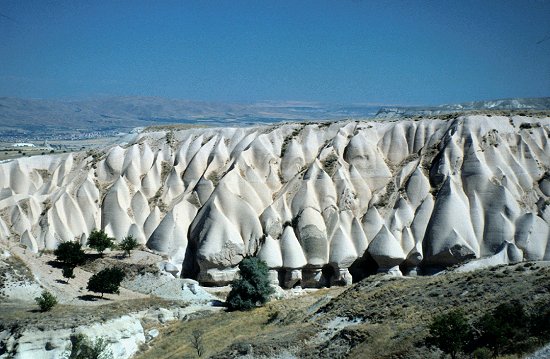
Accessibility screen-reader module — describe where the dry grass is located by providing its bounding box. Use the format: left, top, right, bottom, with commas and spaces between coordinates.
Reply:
136, 263, 550, 359
0, 297, 185, 332
135, 288, 344, 359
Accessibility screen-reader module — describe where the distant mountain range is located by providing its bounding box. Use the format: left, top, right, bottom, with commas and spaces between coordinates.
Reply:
0, 97, 379, 140
375, 97, 550, 118
0, 96, 548, 141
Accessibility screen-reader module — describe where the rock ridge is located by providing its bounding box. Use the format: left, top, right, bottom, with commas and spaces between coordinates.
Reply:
0, 115, 549, 286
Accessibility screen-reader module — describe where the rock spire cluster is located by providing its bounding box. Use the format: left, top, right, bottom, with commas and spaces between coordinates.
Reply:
1, 115, 549, 286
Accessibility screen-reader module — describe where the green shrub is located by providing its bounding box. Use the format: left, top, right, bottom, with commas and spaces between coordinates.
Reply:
35, 290, 57, 312
472, 347, 491, 359
226, 257, 274, 311
475, 300, 529, 355
54, 241, 86, 267
87, 229, 115, 256
65, 333, 113, 359
87, 267, 126, 298
426, 310, 470, 359
62, 266, 75, 283
531, 300, 550, 338
119, 235, 139, 257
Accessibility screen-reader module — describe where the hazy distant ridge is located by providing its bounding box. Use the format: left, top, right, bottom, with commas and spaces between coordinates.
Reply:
2, 96, 548, 140
376, 97, 550, 118
0, 97, 379, 138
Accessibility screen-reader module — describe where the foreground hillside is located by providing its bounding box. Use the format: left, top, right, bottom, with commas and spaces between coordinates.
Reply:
135, 261, 550, 359
0, 113, 549, 288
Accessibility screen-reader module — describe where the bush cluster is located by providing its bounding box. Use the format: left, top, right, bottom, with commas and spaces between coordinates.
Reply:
87, 229, 115, 256
65, 333, 113, 359
87, 267, 126, 298
427, 300, 550, 358
35, 290, 58, 312
119, 235, 139, 257
49, 230, 141, 301
54, 241, 86, 267
226, 257, 274, 311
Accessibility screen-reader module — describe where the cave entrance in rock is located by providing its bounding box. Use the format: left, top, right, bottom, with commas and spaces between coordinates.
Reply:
348, 254, 379, 283
321, 264, 336, 288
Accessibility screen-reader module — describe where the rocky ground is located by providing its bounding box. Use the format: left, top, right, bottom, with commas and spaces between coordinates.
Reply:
1, 222, 550, 359
135, 261, 550, 359
0, 242, 224, 359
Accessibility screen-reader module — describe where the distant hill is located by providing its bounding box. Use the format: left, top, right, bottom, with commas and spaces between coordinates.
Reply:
375, 97, 550, 118
1, 96, 548, 141
0, 97, 379, 140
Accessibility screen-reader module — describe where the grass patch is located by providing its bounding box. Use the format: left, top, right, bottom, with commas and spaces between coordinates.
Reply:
138, 264, 550, 358
135, 288, 343, 359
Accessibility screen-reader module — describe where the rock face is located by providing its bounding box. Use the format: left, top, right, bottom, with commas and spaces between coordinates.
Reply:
1, 115, 549, 286
0, 315, 145, 359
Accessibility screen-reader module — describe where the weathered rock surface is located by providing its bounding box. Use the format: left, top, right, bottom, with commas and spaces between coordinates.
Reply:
0, 315, 145, 359
0, 303, 221, 359
1, 115, 549, 286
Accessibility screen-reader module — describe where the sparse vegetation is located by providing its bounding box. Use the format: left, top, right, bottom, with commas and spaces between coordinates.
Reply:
280, 127, 302, 157
321, 152, 339, 176
226, 257, 274, 311
471, 300, 542, 356
133, 264, 550, 359
190, 329, 205, 358
54, 241, 86, 267
35, 290, 58, 312
472, 347, 492, 359
207, 171, 222, 186
62, 266, 75, 283
166, 131, 174, 142
65, 333, 113, 359
119, 235, 139, 257
87, 229, 115, 256
426, 310, 470, 359
519, 122, 541, 129
87, 267, 126, 298
424, 298, 550, 358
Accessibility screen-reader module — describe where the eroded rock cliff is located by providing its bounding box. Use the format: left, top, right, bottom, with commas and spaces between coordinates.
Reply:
1, 114, 549, 286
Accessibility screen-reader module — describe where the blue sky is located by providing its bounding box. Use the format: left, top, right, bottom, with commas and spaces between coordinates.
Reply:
0, 1, 549, 105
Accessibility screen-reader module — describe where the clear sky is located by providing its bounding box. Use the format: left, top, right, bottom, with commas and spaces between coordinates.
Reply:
0, 0, 549, 105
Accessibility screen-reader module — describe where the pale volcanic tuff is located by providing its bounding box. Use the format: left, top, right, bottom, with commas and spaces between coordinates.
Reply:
0, 115, 549, 286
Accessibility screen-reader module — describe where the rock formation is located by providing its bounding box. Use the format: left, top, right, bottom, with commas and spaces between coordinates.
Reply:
1, 115, 549, 286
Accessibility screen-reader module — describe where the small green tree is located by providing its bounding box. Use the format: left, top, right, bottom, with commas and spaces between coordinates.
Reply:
226, 257, 274, 311
119, 235, 139, 257
62, 266, 75, 283
87, 229, 115, 256
35, 290, 57, 312
87, 267, 126, 298
475, 300, 529, 356
54, 241, 86, 267
426, 310, 470, 359
65, 333, 113, 359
